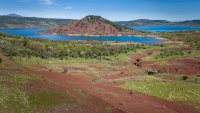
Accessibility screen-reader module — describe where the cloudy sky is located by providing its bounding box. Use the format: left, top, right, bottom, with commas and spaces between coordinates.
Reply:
0, 0, 199, 21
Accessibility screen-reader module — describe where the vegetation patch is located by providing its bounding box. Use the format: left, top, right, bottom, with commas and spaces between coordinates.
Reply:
147, 70, 158, 75
121, 76, 200, 105
0, 73, 79, 113
154, 49, 198, 59
29, 89, 78, 110
157, 31, 200, 48
143, 48, 200, 61
149, 72, 200, 84
0, 58, 4, 66
0, 74, 43, 85
0, 33, 139, 60
0, 87, 31, 113
104, 106, 113, 113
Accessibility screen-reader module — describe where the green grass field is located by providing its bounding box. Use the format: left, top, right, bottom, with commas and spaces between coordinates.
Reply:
0, 73, 79, 113
121, 76, 200, 105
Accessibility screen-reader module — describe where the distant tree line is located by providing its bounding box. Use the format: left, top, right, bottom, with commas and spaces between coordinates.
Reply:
157, 31, 200, 49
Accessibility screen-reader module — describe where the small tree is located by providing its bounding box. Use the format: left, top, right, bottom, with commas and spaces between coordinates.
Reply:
0, 58, 2, 63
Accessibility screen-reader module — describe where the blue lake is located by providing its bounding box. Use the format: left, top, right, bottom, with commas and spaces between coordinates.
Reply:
0, 28, 164, 44
132, 26, 200, 33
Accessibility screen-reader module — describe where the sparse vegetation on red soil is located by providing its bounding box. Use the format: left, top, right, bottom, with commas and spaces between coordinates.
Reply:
0, 32, 200, 113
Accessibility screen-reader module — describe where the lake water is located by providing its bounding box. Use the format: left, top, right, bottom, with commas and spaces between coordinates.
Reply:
133, 26, 200, 33
0, 28, 164, 44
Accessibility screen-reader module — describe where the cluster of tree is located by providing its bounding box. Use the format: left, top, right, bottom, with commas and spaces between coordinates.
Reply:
0, 33, 140, 59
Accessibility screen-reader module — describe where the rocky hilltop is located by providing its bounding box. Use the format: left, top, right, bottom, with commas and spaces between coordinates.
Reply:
42, 15, 138, 36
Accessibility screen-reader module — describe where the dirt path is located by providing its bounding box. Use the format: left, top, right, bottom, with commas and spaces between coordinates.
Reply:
0, 52, 199, 113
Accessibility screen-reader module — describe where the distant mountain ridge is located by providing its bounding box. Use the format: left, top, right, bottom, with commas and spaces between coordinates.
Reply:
41, 15, 138, 36
6, 14, 23, 17
0, 14, 199, 29
0, 15, 75, 28
116, 19, 200, 27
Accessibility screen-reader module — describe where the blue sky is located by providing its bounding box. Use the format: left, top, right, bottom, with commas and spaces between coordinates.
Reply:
0, 0, 199, 21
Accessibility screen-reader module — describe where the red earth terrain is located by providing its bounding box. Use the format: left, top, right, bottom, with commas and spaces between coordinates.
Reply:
0, 52, 199, 113
129, 48, 200, 75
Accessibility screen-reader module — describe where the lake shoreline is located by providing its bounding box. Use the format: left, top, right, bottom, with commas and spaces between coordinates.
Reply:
42, 32, 168, 44
2, 26, 196, 44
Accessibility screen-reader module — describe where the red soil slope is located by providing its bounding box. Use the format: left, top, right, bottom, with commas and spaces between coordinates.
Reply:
42, 15, 134, 36
0, 52, 199, 113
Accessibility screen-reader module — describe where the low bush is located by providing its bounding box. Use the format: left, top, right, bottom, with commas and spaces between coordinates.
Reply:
147, 70, 158, 75
182, 76, 188, 80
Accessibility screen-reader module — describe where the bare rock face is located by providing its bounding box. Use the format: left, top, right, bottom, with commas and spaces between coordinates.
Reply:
42, 15, 135, 36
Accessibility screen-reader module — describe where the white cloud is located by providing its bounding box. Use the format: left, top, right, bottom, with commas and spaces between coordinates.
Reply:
64, 6, 73, 10
39, 0, 53, 5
